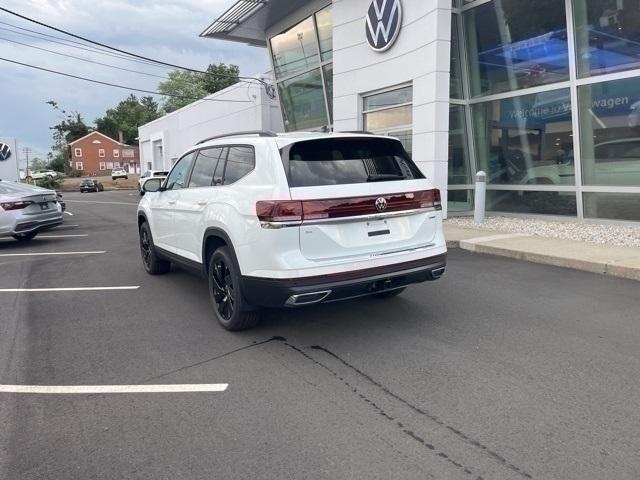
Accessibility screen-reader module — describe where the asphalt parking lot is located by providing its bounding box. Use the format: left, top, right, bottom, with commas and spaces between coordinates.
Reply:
1, 190, 639, 480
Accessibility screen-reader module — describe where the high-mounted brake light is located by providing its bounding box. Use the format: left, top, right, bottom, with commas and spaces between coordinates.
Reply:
256, 189, 441, 224
0, 200, 33, 211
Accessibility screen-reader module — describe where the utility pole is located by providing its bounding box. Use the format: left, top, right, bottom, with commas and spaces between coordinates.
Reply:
22, 147, 32, 179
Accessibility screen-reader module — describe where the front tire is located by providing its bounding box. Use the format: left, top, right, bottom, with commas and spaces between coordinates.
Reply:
13, 231, 38, 242
139, 222, 170, 275
208, 247, 260, 331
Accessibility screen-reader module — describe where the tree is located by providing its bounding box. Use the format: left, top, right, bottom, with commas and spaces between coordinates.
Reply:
157, 63, 241, 114
95, 94, 160, 145
30, 158, 48, 171
47, 100, 92, 172
202, 63, 240, 95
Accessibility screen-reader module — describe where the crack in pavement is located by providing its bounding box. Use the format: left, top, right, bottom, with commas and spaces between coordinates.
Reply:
139, 336, 286, 384
309, 345, 532, 479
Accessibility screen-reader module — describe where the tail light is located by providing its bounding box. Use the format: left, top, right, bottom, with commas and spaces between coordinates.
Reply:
256, 200, 302, 223
1, 200, 33, 211
257, 189, 441, 224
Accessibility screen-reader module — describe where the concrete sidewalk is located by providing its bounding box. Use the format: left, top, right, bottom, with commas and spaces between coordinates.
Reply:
445, 224, 640, 282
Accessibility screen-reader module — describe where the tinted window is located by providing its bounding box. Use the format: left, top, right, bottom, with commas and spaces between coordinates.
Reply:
286, 138, 424, 187
153, 171, 169, 177
222, 146, 255, 185
165, 152, 195, 190
189, 148, 224, 188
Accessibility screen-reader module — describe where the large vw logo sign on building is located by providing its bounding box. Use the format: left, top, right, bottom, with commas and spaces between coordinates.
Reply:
0, 142, 11, 161
365, 0, 403, 52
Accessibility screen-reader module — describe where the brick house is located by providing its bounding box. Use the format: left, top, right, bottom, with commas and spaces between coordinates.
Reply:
68, 132, 140, 176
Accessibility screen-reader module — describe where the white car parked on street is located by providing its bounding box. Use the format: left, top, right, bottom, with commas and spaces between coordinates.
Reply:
25, 169, 60, 181
138, 131, 447, 330
111, 168, 128, 180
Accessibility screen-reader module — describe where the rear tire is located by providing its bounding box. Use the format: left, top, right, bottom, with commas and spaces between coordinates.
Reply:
139, 222, 170, 275
12, 231, 38, 242
208, 246, 260, 331
373, 287, 406, 299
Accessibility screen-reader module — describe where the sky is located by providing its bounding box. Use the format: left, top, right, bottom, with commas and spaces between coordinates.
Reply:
0, 0, 270, 163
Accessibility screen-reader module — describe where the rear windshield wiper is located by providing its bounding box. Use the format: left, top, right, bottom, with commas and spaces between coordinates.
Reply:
366, 174, 405, 182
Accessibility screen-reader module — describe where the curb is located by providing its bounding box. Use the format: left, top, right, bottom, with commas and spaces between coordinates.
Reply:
448, 239, 640, 282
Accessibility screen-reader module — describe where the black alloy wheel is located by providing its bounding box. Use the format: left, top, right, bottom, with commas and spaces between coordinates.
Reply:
208, 247, 260, 330
211, 257, 235, 321
139, 222, 170, 275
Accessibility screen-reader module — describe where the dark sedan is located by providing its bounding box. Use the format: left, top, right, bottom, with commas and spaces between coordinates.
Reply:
80, 179, 104, 193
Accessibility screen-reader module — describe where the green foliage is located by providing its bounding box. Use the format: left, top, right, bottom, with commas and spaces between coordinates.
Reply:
48, 151, 68, 173
47, 100, 91, 147
157, 63, 241, 114
29, 158, 48, 172
34, 175, 62, 190
66, 168, 82, 178
95, 94, 161, 145
202, 63, 240, 95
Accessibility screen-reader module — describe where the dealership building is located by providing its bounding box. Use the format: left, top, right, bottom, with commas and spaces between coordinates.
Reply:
145, 0, 640, 221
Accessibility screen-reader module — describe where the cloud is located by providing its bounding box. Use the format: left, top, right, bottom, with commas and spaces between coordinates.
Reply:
0, 0, 270, 153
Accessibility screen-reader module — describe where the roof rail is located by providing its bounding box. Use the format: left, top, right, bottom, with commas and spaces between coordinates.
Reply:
339, 130, 375, 135
197, 130, 279, 145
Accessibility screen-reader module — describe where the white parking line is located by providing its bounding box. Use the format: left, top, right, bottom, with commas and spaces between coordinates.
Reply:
0, 384, 228, 394
66, 200, 138, 206
37, 234, 88, 239
0, 251, 105, 257
52, 224, 79, 228
0, 286, 139, 292
64, 211, 74, 216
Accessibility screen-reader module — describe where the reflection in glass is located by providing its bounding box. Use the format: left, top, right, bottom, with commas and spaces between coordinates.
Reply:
448, 105, 471, 184
450, 15, 463, 99
578, 77, 640, 186
583, 192, 640, 221
364, 105, 412, 131
574, 0, 640, 77
316, 6, 333, 62
389, 130, 413, 156
363, 86, 412, 111
323, 63, 333, 123
464, 0, 569, 96
448, 190, 474, 212
472, 89, 575, 186
278, 69, 328, 131
270, 17, 319, 79
487, 190, 577, 216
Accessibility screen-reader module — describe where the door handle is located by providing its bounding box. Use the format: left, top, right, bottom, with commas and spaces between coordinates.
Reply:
168, 200, 176, 205
197, 201, 208, 206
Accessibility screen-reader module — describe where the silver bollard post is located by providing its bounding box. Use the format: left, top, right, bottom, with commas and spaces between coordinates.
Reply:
474, 171, 486, 224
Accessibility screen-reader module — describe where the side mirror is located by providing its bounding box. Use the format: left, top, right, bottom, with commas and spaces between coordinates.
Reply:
142, 178, 163, 193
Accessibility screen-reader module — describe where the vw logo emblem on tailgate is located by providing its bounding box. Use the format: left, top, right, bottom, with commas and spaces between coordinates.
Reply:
365, 0, 403, 52
375, 197, 388, 212
0, 143, 11, 161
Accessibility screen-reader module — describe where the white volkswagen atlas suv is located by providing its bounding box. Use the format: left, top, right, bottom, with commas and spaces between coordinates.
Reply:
138, 131, 447, 330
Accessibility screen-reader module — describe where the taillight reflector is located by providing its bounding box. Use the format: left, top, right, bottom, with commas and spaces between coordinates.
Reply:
257, 189, 441, 223
1, 200, 33, 211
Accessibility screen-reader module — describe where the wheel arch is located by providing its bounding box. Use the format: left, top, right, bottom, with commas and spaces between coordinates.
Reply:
202, 227, 240, 277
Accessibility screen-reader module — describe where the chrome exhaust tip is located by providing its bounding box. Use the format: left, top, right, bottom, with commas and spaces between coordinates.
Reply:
286, 290, 332, 306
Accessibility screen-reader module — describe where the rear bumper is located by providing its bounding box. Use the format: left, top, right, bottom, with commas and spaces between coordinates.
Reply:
241, 253, 446, 308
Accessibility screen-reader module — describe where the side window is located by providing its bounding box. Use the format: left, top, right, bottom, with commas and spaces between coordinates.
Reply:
222, 146, 255, 185
189, 147, 225, 188
165, 152, 195, 190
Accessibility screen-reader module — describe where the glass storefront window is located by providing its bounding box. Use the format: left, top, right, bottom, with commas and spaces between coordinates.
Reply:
578, 77, 640, 186
487, 190, 577, 216
448, 105, 471, 184
316, 6, 333, 62
364, 105, 412, 131
450, 15, 463, 99
574, 0, 640, 77
472, 89, 575, 186
583, 192, 640, 221
464, 0, 569, 96
448, 190, 474, 212
278, 69, 328, 131
270, 17, 319, 79
363, 86, 412, 111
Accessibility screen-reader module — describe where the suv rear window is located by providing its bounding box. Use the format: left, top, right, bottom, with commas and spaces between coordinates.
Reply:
284, 137, 424, 187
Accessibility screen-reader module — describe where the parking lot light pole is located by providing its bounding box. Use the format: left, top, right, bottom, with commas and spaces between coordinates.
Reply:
474, 171, 486, 224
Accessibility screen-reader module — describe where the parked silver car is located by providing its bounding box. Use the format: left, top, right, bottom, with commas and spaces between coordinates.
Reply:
0, 180, 63, 241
